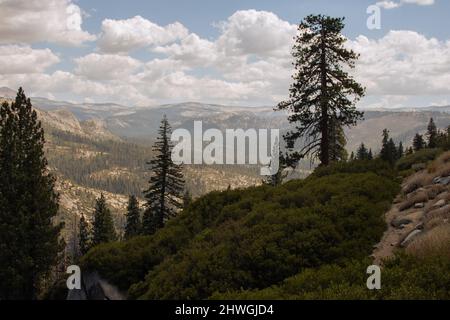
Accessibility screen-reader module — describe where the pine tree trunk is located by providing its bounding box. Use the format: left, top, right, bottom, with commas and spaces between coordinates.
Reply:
319, 25, 329, 166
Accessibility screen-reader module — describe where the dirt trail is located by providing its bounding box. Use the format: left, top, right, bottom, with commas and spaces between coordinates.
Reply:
372, 203, 418, 265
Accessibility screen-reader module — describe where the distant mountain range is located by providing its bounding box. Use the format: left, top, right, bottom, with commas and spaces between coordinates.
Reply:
2, 87, 450, 152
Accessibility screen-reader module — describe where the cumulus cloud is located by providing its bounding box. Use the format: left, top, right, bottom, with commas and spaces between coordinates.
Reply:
377, 0, 435, 9
153, 33, 218, 67
349, 31, 450, 96
0, 45, 60, 74
376, 1, 402, 9
1, 7, 448, 108
74, 53, 142, 80
216, 10, 297, 58
402, 0, 435, 5
0, 0, 95, 46
98, 16, 189, 53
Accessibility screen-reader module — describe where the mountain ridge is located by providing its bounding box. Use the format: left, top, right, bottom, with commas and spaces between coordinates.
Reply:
4, 87, 450, 154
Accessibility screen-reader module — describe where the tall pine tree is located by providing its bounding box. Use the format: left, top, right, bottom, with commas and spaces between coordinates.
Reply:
426, 117, 438, 148
413, 133, 425, 151
92, 194, 117, 246
329, 120, 349, 161
397, 142, 404, 159
124, 195, 141, 240
0, 88, 63, 300
78, 214, 91, 256
276, 15, 364, 166
142, 116, 184, 235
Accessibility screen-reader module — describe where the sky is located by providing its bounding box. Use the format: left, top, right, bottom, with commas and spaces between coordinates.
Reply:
0, 0, 450, 109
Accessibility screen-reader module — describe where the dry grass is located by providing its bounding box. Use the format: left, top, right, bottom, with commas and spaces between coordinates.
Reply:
398, 190, 428, 211
425, 184, 446, 199
402, 171, 433, 195
433, 162, 450, 179
434, 191, 450, 202
425, 204, 450, 223
426, 217, 448, 231
406, 224, 450, 259
428, 151, 450, 173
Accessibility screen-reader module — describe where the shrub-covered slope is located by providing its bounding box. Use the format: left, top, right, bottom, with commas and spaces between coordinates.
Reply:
82, 160, 399, 299
213, 253, 450, 300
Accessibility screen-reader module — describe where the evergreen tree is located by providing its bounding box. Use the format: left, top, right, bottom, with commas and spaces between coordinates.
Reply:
0, 88, 63, 300
387, 138, 397, 164
329, 120, 348, 162
406, 147, 414, 155
413, 133, 425, 151
78, 214, 90, 256
380, 129, 397, 164
397, 142, 404, 159
276, 15, 364, 166
92, 194, 117, 246
380, 129, 390, 160
143, 116, 184, 235
368, 149, 373, 160
436, 126, 450, 150
265, 141, 285, 186
356, 143, 369, 160
349, 151, 355, 161
426, 117, 438, 148
124, 195, 141, 240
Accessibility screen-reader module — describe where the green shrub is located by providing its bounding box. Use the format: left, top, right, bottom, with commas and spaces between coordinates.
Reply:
81, 190, 244, 290
212, 254, 450, 300
132, 173, 397, 299
396, 148, 442, 171
313, 159, 396, 179
83, 161, 400, 300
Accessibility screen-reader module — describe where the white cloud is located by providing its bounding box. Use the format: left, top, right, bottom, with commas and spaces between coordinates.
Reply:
137, 59, 189, 82
153, 33, 218, 67
377, 0, 435, 9
1, 9, 448, 109
0, 45, 60, 74
0, 0, 95, 46
74, 53, 142, 80
216, 10, 297, 58
376, 1, 401, 9
0, 70, 151, 104
349, 31, 450, 96
98, 16, 189, 53
402, 0, 434, 5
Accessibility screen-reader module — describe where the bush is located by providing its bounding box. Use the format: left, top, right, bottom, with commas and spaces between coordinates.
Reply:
313, 159, 396, 179
213, 253, 450, 300
81, 190, 244, 290
83, 161, 399, 300
133, 173, 397, 299
396, 148, 442, 171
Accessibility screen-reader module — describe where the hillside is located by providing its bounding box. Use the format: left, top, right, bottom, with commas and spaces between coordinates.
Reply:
81, 160, 400, 298
81, 156, 450, 300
